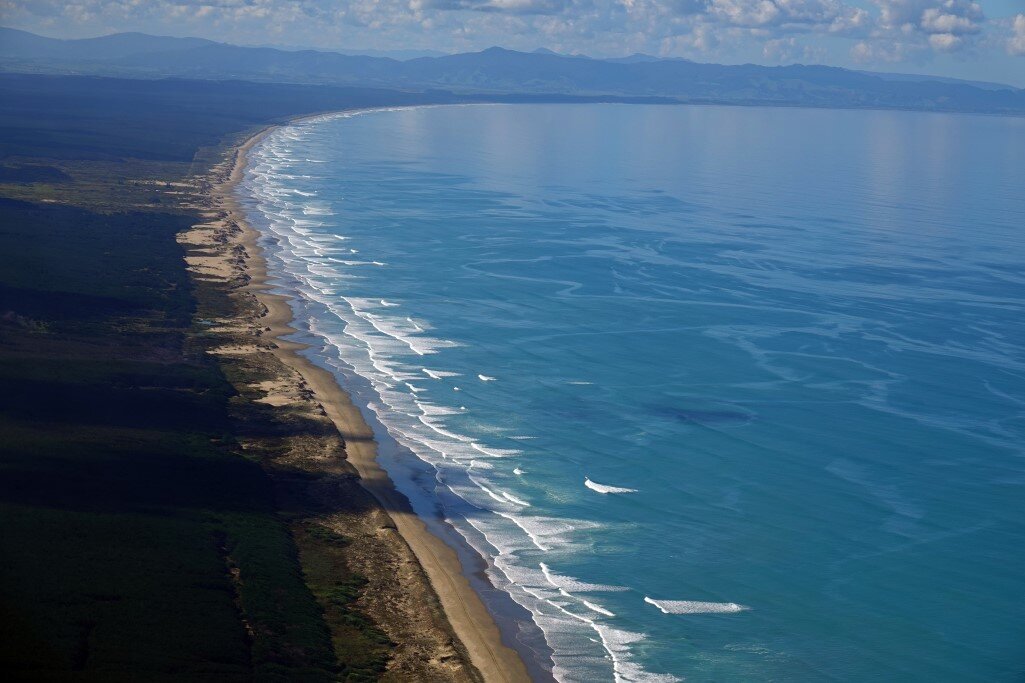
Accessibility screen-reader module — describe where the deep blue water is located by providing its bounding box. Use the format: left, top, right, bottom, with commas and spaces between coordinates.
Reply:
241, 104, 1025, 682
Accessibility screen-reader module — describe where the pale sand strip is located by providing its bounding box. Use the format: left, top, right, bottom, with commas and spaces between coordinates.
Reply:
221, 125, 531, 683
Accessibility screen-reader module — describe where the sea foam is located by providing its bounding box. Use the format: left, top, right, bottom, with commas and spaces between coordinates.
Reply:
244, 112, 683, 683
644, 597, 750, 614
584, 477, 638, 494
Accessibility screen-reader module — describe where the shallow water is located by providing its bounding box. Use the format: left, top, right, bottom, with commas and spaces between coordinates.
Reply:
241, 104, 1025, 682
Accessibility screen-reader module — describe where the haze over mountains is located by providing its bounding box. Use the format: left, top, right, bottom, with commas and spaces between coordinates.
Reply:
3, 27, 1024, 115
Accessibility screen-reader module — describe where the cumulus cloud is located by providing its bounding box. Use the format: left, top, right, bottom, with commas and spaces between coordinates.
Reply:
851, 0, 986, 60
707, 0, 781, 26
411, 0, 570, 15
920, 6, 980, 35
873, 0, 982, 42
927, 31, 962, 51
1008, 13, 1025, 56
644, 0, 869, 32
850, 37, 922, 62
762, 35, 826, 62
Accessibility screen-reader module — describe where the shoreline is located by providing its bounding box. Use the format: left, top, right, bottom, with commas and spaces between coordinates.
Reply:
216, 122, 532, 683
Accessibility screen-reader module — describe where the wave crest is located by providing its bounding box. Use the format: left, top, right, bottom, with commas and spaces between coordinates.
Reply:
644, 597, 750, 614
585, 477, 638, 494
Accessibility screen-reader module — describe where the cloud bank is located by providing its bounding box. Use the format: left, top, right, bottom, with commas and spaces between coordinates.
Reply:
2, 0, 1022, 76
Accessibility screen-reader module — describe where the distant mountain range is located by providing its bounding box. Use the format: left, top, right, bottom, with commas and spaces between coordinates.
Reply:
2, 27, 1024, 115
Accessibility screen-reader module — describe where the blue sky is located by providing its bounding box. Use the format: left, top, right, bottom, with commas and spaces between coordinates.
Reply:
3, 1, 1024, 85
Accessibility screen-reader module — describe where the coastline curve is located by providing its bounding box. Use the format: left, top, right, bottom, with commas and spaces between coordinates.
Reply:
219, 117, 534, 683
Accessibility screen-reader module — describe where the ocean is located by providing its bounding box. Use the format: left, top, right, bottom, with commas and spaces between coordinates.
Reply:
240, 104, 1025, 682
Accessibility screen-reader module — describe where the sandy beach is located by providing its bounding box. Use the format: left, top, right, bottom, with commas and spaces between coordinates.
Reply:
184, 123, 531, 683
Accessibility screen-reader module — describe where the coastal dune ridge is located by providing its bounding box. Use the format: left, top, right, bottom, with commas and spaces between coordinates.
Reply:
218, 113, 533, 683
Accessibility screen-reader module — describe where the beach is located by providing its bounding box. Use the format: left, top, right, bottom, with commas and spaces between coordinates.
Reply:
217, 104, 1025, 681
182, 124, 531, 683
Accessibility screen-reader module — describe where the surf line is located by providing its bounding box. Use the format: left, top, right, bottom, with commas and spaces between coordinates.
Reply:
644, 597, 750, 614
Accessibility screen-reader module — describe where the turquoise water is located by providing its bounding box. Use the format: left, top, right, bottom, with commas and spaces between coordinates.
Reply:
241, 104, 1025, 682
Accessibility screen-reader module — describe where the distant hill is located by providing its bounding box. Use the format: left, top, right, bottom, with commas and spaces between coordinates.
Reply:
0, 27, 215, 61
243, 43, 446, 61
857, 69, 1014, 92
2, 27, 1023, 115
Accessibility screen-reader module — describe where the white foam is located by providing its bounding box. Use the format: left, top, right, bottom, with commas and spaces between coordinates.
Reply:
536, 563, 676, 682
513, 467, 526, 475
501, 491, 531, 507
418, 414, 473, 444
583, 600, 616, 618
245, 111, 685, 683
470, 443, 521, 458
470, 477, 514, 507
494, 512, 549, 552
303, 203, 332, 215
540, 563, 629, 593
585, 477, 638, 494
380, 299, 399, 307
422, 368, 461, 379
343, 298, 458, 356
644, 597, 750, 614
493, 514, 594, 553
415, 402, 460, 416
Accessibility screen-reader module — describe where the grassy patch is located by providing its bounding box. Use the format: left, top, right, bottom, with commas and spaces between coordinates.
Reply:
0, 164, 70, 183
293, 524, 393, 682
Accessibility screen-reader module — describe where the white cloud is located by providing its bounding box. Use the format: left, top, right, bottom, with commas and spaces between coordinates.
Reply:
701, 0, 868, 30
661, 21, 720, 53
762, 35, 825, 62
1008, 13, 1025, 56
411, 0, 570, 14
863, 0, 984, 55
1, 0, 1021, 75
850, 37, 921, 62
927, 31, 961, 51
921, 7, 979, 35
708, 0, 780, 27
827, 6, 869, 34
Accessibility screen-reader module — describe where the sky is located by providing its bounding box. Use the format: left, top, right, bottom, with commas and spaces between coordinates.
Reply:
2, 1, 1024, 86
